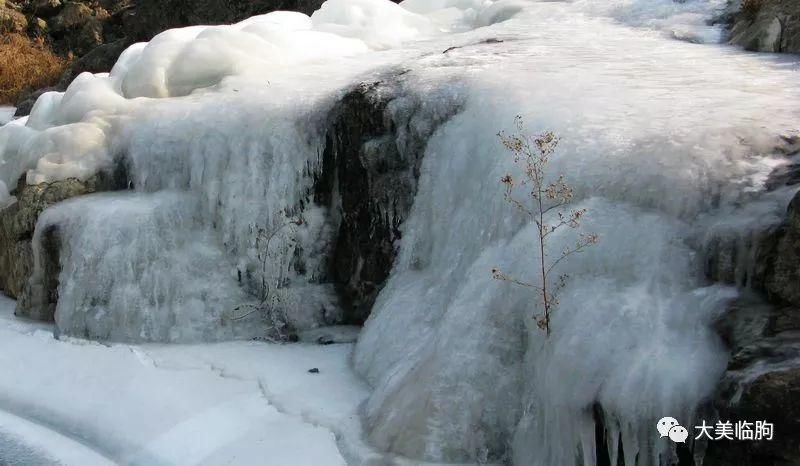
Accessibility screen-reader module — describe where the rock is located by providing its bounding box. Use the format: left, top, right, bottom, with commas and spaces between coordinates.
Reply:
72, 18, 104, 55
705, 366, 800, 465
0, 178, 98, 303
703, 141, 800, 465
29, 16, 50, 37
314, 79, 461, 324
704, 139, 800, 303
29, 0, 62, 18
298, 325, 361, 345
16, 221, 61, 321
58, 38, 130, 87
50, 1, 93, 32
729, 0, 800, 53
0, 6, 28, 33
0, 166, 129, 321
14, 86, 60, 117
97, 0, 133, 17
704, 244, 800, 466
760, 194, 800, 307
122, 0, 328, 41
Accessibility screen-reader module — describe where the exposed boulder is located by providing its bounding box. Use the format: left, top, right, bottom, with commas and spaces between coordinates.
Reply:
0, 167, 128, 321
71, 17, 104, 55
29, 0, 63, 18
121, 0, 328, 41
57, 37, 129, 87
705, 295, 800, 465
760, 194, 800, 306
704, 159, 800, 465
0, 178, 97, 302
315, 79, 461, 324
14, 85, 58, 117
729, 0, 800, 53
49, 1, 93, 32
6, 78, 455, 328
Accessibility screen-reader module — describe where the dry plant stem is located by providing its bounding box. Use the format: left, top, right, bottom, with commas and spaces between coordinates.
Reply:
494, 116, 598, 336
229, 213, 303, 321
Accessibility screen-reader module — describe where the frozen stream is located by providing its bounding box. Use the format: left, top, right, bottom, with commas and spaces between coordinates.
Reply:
0, 0, 799, 465
0, 296, 387, 466
0, 108, 14, 126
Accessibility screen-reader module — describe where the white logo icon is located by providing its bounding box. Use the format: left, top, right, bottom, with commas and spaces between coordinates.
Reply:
668, 425, 689, 443
657, 417, 680, 438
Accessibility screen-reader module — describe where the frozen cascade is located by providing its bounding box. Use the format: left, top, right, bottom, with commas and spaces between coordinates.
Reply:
0, 0, 798, 465
29, 192, 255, 342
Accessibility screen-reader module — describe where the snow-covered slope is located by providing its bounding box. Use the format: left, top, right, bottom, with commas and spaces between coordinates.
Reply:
1, 0, 799, 465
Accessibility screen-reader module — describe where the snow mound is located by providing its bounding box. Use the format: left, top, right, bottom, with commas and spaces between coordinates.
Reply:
0, 1, 498, 202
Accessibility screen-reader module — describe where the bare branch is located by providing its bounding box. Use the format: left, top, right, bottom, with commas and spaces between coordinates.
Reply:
492, 268, 543, 292
492, 116, 598, 337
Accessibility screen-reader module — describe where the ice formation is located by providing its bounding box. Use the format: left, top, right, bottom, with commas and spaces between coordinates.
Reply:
1, 0, 799, 465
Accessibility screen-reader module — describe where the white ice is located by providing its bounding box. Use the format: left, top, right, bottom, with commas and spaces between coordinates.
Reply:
0, 0, 798, 465
0, 107, 14, 125
0, 295, 380, 466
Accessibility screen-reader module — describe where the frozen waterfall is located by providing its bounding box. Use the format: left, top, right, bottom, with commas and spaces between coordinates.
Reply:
1, 0, 799, 465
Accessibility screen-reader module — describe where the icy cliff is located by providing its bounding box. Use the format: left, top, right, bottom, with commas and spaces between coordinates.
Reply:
0, 0, 799, 465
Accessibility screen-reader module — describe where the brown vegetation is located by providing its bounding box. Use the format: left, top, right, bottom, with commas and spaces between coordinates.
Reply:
742, 0, 765, 17
0, 34, 67, 105
492, 116, 598, 336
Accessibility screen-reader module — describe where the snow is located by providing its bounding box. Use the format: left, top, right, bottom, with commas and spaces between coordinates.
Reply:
0, 410, 115, 466
0, 295, 376, 465
0, 107, 14, 125
0, 0, 798, 465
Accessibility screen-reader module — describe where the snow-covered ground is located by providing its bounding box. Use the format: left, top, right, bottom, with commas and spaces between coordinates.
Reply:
0, 295, 380, 466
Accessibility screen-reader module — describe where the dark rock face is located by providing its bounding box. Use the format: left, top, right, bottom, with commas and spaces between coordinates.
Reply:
17, 221, 61, 321
704, 294, 800, 465
121, 0, 327, 42
729, 0, 800, 53
13, 85, 58, 117
57, 37, 129, 87
0, 177, 95, 302
703, 161, 800, 465
0, 166, 127, 320
315, 79, 460, 324
759, 195, 800, 307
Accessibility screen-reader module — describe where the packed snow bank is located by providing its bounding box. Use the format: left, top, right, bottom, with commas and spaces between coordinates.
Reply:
0, 295, 376, 466
0, 0, 513, 205
0, 0, 731, 207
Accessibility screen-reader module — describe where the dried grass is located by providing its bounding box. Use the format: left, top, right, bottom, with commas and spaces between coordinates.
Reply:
0, 34, 67, 105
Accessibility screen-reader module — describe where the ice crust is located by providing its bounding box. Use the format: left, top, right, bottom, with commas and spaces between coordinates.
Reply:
0, 0, 799, 465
